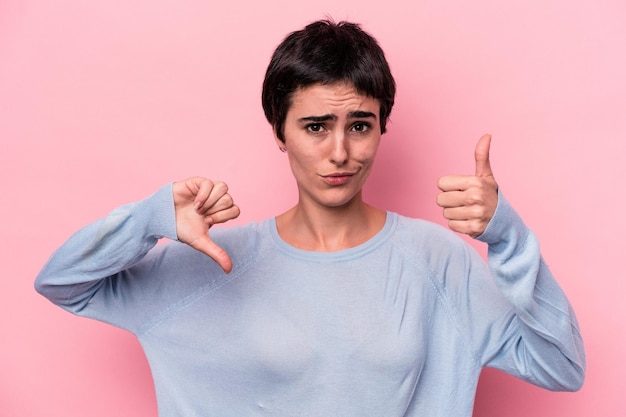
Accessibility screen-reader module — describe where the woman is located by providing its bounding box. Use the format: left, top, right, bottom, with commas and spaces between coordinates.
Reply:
36, 20, 585, 416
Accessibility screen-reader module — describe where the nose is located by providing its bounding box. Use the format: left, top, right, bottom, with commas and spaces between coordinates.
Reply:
329, 131, 348, 166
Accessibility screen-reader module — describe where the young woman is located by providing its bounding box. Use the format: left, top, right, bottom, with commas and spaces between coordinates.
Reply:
36, 20, 585, 416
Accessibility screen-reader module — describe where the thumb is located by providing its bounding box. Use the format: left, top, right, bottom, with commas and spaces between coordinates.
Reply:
475, 133, 494, 177
192, 235, 234, 274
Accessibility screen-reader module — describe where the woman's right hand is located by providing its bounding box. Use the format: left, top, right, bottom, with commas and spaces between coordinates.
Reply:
172, 177, 240, 273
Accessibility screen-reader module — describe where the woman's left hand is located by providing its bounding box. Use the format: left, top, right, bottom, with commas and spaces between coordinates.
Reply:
436, 134, 499, 238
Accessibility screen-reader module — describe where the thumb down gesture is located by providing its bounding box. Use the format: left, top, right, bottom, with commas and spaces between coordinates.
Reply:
173, 177, 241, 273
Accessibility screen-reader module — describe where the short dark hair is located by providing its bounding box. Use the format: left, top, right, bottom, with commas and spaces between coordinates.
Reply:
262, 19, 396, 143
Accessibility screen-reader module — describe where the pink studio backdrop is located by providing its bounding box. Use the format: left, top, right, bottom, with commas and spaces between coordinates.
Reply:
1, 0, 624, 415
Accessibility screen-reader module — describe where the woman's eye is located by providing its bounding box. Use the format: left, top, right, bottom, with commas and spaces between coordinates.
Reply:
351, 122, 370, 133
306, 124, 325, 133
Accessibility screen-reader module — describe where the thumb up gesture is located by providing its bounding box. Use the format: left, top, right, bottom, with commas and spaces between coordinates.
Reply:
436, 134, 499, 238
173, 177, 240, 273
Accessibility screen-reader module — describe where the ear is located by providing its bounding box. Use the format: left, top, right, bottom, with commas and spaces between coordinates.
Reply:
273, 129, 286, 151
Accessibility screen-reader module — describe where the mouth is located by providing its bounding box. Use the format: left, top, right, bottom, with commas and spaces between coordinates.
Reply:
320, 171, 357, 186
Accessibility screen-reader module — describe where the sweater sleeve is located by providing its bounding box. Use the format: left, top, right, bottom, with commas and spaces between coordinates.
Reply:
472, 190, 586, 391
34, 184, 201, 332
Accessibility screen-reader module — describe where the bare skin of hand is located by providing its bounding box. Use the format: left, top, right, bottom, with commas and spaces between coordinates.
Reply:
437, 134, 499, 238
172, 177, 240, 273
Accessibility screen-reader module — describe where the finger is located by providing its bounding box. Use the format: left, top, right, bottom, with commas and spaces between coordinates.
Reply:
186, 177, 214, 209
437, 175, 475, 192
436, 190, 467, 208
475, 134, 493, 178
447, 220, 485, 239
196, 181, 228, 213
206, 204, 241, 226
205, 193, 235, 216
442, 205, 489, 221
191, 235, 234, 273
447, 219, 469, 234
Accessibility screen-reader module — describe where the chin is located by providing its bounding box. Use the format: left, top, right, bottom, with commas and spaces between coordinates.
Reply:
317, 191, 363, 209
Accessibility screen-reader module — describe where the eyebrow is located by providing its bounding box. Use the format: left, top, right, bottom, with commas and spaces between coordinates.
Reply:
298, 111, 377, 123
348, 110, 377, 120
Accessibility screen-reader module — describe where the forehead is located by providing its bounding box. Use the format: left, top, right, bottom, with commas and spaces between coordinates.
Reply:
288, 83, 380, 116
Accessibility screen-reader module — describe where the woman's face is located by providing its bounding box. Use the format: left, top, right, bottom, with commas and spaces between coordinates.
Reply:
278, 82, 382, 209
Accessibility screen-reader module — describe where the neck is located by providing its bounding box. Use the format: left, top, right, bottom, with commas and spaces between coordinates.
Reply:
275, 194, 386, 252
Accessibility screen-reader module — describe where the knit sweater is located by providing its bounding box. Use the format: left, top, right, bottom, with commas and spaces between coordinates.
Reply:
35, 184, 585, 416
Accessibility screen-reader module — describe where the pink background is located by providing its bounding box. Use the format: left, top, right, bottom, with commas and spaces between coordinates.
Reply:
1, 0, 624, 415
